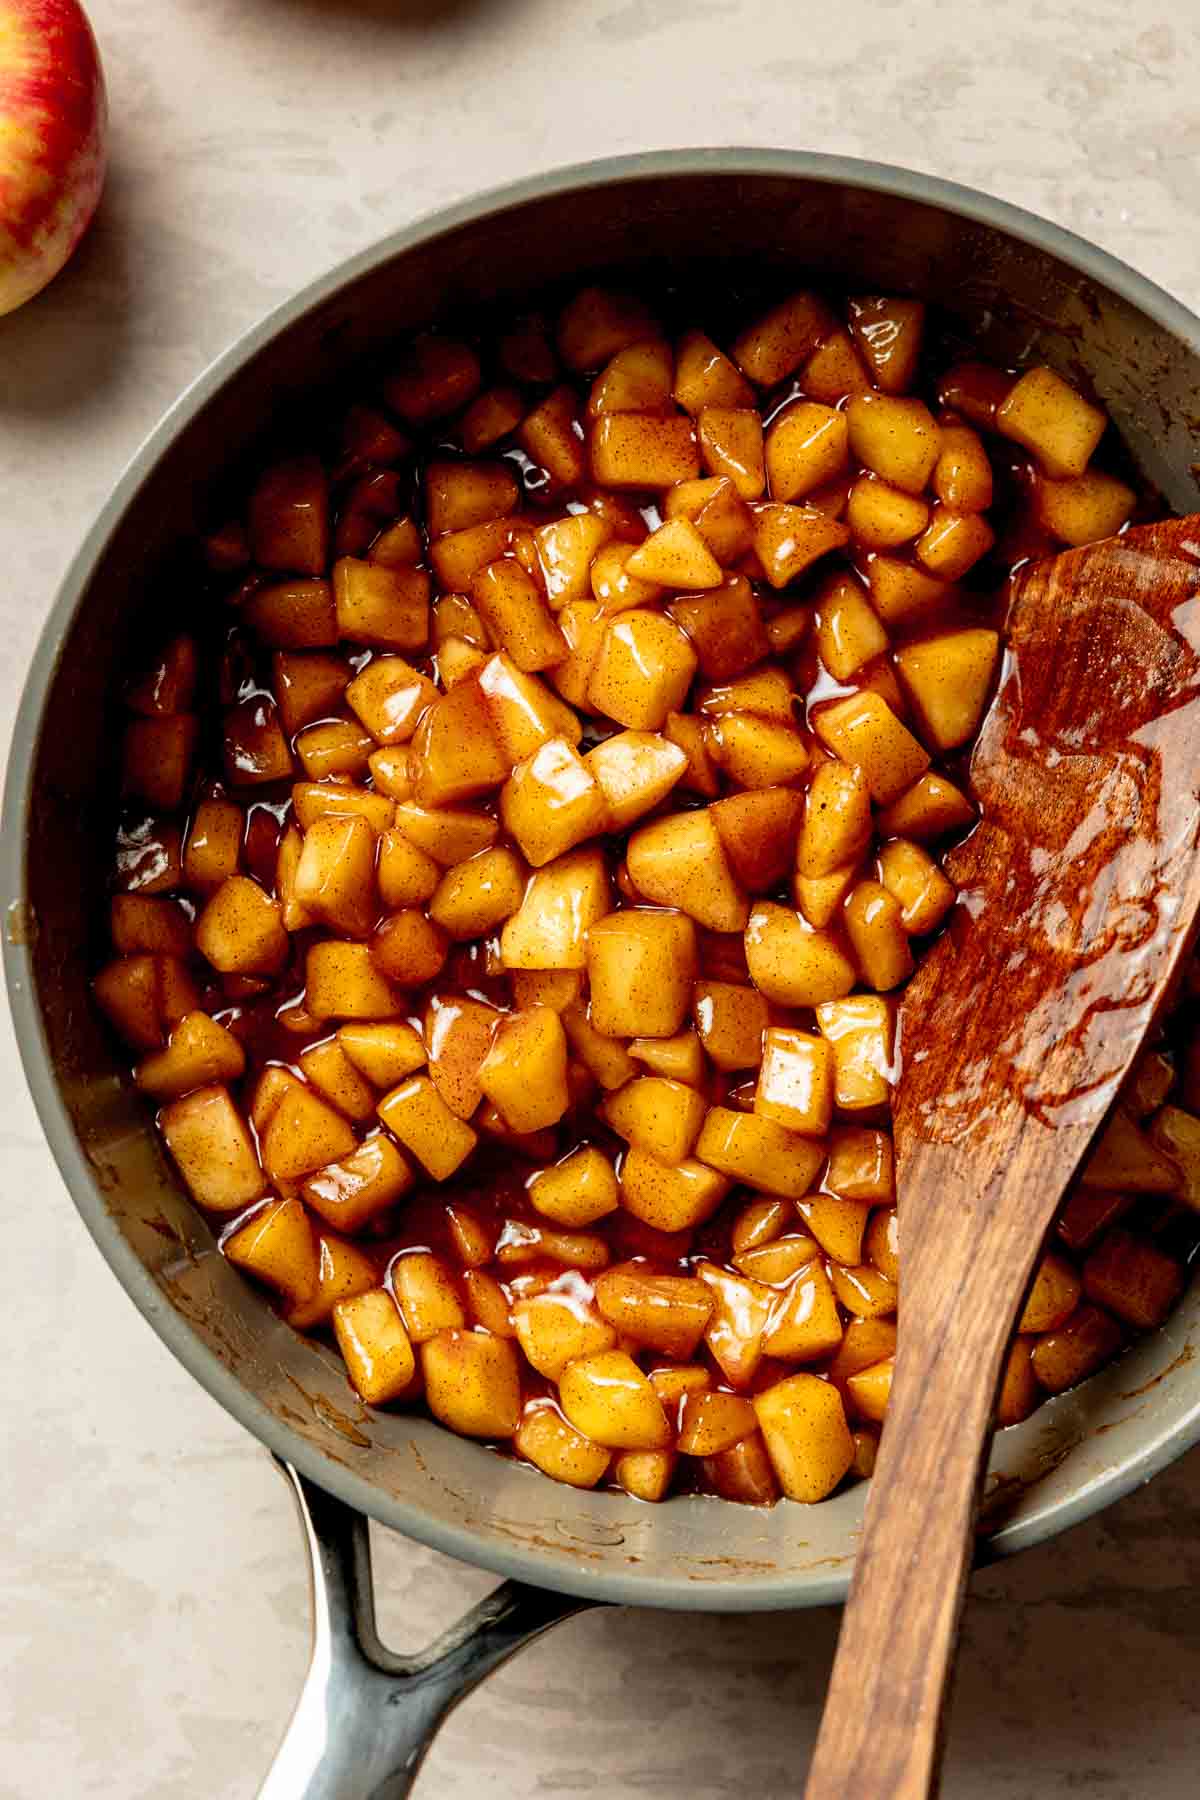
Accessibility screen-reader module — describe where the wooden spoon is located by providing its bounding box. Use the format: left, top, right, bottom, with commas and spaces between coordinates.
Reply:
805, 516, 1200, 1799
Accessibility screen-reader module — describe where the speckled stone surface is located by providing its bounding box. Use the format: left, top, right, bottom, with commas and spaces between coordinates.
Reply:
4, 3, 1200, 1794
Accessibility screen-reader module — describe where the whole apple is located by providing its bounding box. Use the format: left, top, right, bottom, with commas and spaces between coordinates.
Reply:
0, 0, 106, 317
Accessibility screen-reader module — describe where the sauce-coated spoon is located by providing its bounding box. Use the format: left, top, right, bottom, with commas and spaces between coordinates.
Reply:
806, 516, 1200, 1798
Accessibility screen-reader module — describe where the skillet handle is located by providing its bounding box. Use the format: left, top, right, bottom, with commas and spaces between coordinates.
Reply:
259, 1461, 594, 1800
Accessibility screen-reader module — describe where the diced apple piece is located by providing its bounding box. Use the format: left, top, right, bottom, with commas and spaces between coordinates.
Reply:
1147, 1106, 1200, 1209
288, 1234, 379, 1331
377, 1075, 477, 1179
914, 505, 995, 579
695, 1107, 825, 1199
511, 1290, 617, 1380
846, 393, 940, 494
410, 679, 509, 810
674, 328, 754, 413
377, 827, 441, 910
261, 1080, 357, 1182
110, 894, 193, 960
222, 697, 293, 787
816, 995, 897, 1110
159, 1084, 266, 1212
1031, 1304, 1124, 1394
579, 730, 685, 831
477, 653, 581, 764
469, 559, 565, 673
559, 1350, 671, 1451
428, 847, 525, 939
664, 709, 719, 795
528, 1146, 619, 1227
183, 798, 242, 894
751, 503, 850, 589
666, 577, 767, 683
594, 1268, 714, 1360
195, 876, 287, 976
762, 1263, 844, 1361
732, 291, 831, 386
336, 1021, 426, 1089
460, 384, 524, 453
392, 802, 498, 866
677, 1390, 759, 1456
511, 968, 584, 1012
293, 782, 394, 836
625, 517, 723, 589
692, 979, 768, 1071
825, 1127, 895, 1204
755, 1027, 835, 1136
477, 1007, 569, 1133
603, 1075, 706, 1162
225, 1197, 320, 1309
765, 401, 848, 502
796, 759, 872, 879
813, 572, 888, 681
587, 908, 697, 1038
588, 337, 673, 415
876, 772, 974, 843
843, 879, 914, 991
370, 909, 448, 987
877, 838, 955, 935
703, 1433, 780, 1504
590, 541, 662, 615
697, 407, 765, 500
121, 715, 198, 811
620, 1147, 731, 1231
518, 385, 586, 487
248, 455, 329, 574
390, 1251, 466, 1344
707, 789, 803, 896
865, 556, 951, 628
800, 327, 872, 405
500, 738, 607, 866
293, 815, 377, 938
588, 609, 698, 730
424, 994, 498, 1119
307, 940, 401, 1021
295, 719, 375, 782
697, 665, 795, 723
244, 579, 337, 650
813, 691, 930, 805
695, 1262, 774, 1387
1018, 1251, 1082, 1333
304, 1132, 415, 1233
744, 902, 856, 1007
894, 629, 1000, 754
333, 1288, 416, 1405
385, 333, 480, 422
754, 1372, 854, 1501
516, 1401, 611, 1490
430, 517, 520, 589
626, 809, 747, 932
135, 1011, 242, 1101
558, 287, 657, 369
346, 657, 438, 745
590, 413, 699, 489
298, 1038, 376, 1123
848, 295, 925, 394
846, 475, 930, 550
500, 846, 609, 971
710, 712, 810, 789
735, 1234, 822, 1286
333, 557, 429, 651
845, 1357, 894, 1423
1036, 470, 1136, 546
996, 365, 1106, 478
424, 459, 519, 536
421, 1329, 521, 1438
370, 516, 424, 568
796, 1193, 871, 1265
1083, 1229, 1184, 1329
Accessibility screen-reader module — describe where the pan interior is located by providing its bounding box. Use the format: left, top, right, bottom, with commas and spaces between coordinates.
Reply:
12, 154, 1200, 1610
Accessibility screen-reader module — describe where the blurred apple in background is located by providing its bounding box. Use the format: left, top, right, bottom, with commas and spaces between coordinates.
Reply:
0, 0, 106, 317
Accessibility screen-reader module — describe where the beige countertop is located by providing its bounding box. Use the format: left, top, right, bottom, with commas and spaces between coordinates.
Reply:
4, 1, 1200, 1794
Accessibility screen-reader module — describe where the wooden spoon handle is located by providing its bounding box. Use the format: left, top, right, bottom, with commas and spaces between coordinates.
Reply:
804, 1298, 1013, 1799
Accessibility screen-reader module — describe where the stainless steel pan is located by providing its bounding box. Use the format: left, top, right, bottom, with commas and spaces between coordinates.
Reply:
7, 150, 1200, 1797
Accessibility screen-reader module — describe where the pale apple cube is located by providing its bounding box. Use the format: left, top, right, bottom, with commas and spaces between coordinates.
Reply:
183, 797, 243, 894
369, 909, 448, 988
710, 713, 810, 789
303, 1132, 415, 1232
750, 503, 850, 589
692, 979, 768, 1071
500, 846, 609, 970
996, 365, 1107, 478
914, 505, 995, 580
377, 827, 441, 910
876, 772, 974, 843
294, 814, 377, 939
345, 656, 438, 745
511, 1290, 615, 1380
559, 1350, 671, 1451
744, 902, 856, 1007
470, 558, 565, 673
478, 1007, 569, 1133
588, 609, 698, 730
697, 1261, 775, 1388
428, 846, 526, 939
424, 994, 499, 1120
159, 1084, 266, 1212
587, 908, 697, 1038
673, 328, 754, 413
590, 541, 664, 615
625, 517, 723, 589
307, 940, 401, 1021
225, 1197, 320, 1309
754, 1373, 854, 1500
877, 839, 956, 934
847, 295, 925, 394
755, 1028, 834, 1136
500, 738, 607, 866
195, 876, 287, 976
333, 1289, 416, 1406
843, 879, 914, 991
333, 557, 429, 651
583, 730, 687, 831
894, 628, 1000, 752
845, 475, 929, 550
528, 1146, 620, 1227
561, 1001, 639, 1090
816, 995, 897, 1110
518, 384, 586, 487
590, 413, 699, 489
136, 1012, 245, 1101
477, 652, 581, 761
421, 1330, 521, 1438
797, 759, 872, 878
391, 1251, 466, 1344
425, 459, 519, 536
409, 679, 509, 811
812, 692, 930, 805
626, 808, 747, 932
593, 1268, 714, 1360
516, 1401, 612, 1489
1036, 470, 1135, 546
603, 1075, 706, 1163
293, 781, 395, 837
620, 1148, 731, 1231
846, 393, 940, 494
695, 1107, 825, 1200
866, 556, 951, 628
392, 801, 499, 867
732, 291, 831, 386
697, 407, 766, 500
762, 1263, 844, 1362
261, 1081, 357, 1182
287, 1235, 379, 1332
378, 1075, 478, 1180
298, 1038, 376, 1123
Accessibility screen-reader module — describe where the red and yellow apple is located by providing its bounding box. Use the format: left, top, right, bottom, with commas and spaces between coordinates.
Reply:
0, 0, 106, 317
